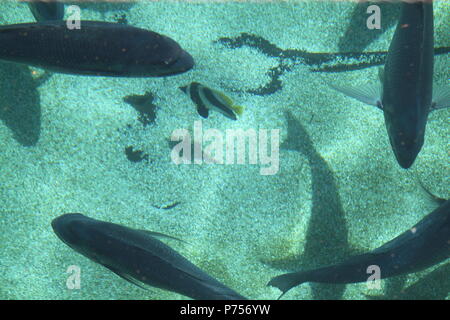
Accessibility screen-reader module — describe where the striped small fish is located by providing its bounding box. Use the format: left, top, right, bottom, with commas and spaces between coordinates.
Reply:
180, 82, 244, 120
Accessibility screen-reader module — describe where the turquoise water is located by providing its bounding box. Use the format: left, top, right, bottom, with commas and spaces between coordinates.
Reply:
0, 0, 449, 300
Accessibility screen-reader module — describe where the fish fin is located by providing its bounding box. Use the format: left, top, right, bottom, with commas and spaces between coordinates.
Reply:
416, 180, 447, 205
431, 85, 450, 110
329, 82, 382, 109
231, 105, 244, 116
213, 91, 235, 106
377, 68, 384, 98
137, 229, 189, 245
267, 271, 310, 299
102, 264, 148, 290
197, 104, 209, 118
172, 266, 247, 299
179, 85, 188, 94
378, 67, 384, 84
181, 269, 247, 299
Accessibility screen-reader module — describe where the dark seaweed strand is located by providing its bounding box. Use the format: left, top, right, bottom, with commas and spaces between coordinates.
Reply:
435, 47, 450, 55
311, 60, 385, 73
215, 33, 450, 96
247, 64, 290, 96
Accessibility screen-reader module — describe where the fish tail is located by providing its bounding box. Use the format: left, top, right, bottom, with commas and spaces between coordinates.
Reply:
267, 270, 310, 299
231, 104, 244, 116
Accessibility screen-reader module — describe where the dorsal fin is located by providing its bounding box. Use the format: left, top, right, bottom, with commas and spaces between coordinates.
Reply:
137, 229, 189, 245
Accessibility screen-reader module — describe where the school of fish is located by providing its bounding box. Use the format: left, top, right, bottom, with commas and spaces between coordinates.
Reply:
1, 1, 449, 300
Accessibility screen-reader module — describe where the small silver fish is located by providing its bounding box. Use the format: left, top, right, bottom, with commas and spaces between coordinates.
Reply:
180, 82, 244, 120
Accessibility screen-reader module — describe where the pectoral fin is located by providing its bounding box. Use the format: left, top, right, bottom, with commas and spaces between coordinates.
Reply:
330, 82, 382, 109
102, 264, 148, 290
377, 67, 384, 83
431, 85, 450, 110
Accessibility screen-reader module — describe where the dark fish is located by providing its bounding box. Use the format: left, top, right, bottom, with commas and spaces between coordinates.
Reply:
366, 263, 450, 300
268, 198, 450, 298
152, 201, 181, 210
27, 1, 65, 21
331, 1, 449, 169
180, 82, 244, 120
0, 21, 194, 77
52, 213, 246, 300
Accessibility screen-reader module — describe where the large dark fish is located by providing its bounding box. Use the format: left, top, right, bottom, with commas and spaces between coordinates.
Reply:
0, 21, 194, 77
27, 1, 65, 21
331, 1, 449, 169
268, 198, 450, 298
52, 213, 246, 300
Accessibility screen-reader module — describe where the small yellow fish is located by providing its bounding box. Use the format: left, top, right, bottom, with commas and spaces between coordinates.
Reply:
180, 82, 244, 120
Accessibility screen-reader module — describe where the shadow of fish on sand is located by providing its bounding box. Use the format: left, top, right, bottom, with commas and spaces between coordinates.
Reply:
338, 2, 401, 53
73, 1, 136, 16
366, 263, 450, 300
0, 62, 50, 146
261, 110, 355, 299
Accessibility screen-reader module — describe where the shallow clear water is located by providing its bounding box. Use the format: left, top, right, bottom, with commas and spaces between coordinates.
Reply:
0, 0, 449, 300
